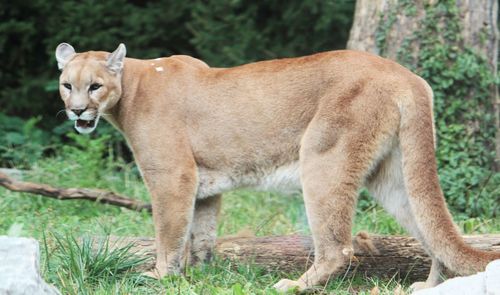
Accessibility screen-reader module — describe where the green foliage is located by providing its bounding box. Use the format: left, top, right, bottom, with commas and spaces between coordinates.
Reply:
0, 110, 132, 170
41, 134, 115, 187
47, 234, 152, 295
30, 131, 145, 197
1, 140, 497, 293
188, 0, 354, 66
0, 0, 194, 126
0, 0, 354, 128
376, 0, 499, 218
0, 113, 52, 168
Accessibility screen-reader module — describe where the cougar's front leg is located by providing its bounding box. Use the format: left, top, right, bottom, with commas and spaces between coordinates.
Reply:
188, 194, 222, 265
135, 137, 199, 277
142, 165, 197, 277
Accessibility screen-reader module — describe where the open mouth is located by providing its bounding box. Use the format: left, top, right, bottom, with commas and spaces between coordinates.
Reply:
73, 115, 100, 134
76, 119, 96, 129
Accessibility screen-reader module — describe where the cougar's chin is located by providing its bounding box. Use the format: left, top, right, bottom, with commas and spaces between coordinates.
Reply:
75, 115, 100, 134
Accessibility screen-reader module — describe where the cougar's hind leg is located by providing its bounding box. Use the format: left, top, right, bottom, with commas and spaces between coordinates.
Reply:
367, 147, 444, 289
188, 194, 222, 266
274, 101, 398, 292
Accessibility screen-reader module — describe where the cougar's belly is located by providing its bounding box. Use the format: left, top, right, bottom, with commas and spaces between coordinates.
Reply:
195, 161, 302, 199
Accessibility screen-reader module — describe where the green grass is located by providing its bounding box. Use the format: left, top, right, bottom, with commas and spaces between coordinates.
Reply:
45, 234, 152, 295
0, 137, 498, 294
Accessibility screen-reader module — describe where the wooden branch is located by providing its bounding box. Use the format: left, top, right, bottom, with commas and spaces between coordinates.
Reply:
0, 171, 151, 212
2, 170, 499, 280
105, 233, 500, 282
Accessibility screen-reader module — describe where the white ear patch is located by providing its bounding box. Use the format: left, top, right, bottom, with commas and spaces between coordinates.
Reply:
155, 67, 164, 72
55, 43, 76, 70
107, 43, 127, 74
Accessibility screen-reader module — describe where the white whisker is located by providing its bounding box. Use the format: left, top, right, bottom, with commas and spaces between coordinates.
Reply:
55, 109, 67, 118
99, 112, 113, 116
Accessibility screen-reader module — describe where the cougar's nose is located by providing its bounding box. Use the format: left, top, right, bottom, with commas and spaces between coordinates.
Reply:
71, 108, 86, 116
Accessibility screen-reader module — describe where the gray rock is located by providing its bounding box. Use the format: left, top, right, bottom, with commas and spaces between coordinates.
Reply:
0, 236, 60, 295
413, 259, 500, 295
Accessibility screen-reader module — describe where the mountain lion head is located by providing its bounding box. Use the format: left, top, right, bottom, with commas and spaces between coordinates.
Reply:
55, 43, 126, 133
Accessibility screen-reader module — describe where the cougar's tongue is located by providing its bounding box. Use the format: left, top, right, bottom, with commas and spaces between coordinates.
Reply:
76, 119, 95, 128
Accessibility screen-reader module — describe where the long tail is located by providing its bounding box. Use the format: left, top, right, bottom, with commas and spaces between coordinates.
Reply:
398, 80, 500, 274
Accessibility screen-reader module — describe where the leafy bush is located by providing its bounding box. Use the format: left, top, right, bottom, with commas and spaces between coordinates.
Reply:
0, 113, 52, 168
0, 112, 128, 169
0, 0, 354, 128
416, 3, 499, 218
29, 131, 142, 193
188, 0, 354, 66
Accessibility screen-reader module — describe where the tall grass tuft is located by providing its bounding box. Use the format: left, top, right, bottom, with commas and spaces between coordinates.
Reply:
49, 233, 152, 294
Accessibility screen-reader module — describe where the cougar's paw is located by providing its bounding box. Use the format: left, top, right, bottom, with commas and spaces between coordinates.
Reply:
142, 269, 161, 280
143, 264, 181, 280
190, 246, 214, 266
273, 278, 306, 293
410, 281, 433, 292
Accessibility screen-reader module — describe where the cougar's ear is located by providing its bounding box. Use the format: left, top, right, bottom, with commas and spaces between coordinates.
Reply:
55, 43, 76, 70
106, 43, 126, 74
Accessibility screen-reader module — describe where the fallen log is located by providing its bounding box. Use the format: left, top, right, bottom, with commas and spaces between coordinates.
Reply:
105, 233, 500, 282
2, 171, 499, 281
0, 171, 151, 212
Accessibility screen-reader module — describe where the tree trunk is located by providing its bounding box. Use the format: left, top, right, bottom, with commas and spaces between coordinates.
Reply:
348, 0, 498, 68
104, 233, 500, 282
347, 0, 499, 169
347, 0, 427, 62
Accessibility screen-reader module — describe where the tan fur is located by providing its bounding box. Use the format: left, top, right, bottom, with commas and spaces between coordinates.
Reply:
55, 44, 500, 292
354, 231, 379, 255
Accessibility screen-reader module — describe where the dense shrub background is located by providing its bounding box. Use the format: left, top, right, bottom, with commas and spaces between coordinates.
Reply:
1, 1, 498, 218
0, 0, 354, 126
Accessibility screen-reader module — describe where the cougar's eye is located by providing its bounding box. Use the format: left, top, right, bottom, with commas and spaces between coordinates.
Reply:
89, 83, 102, 91
63, 83, 72, 90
